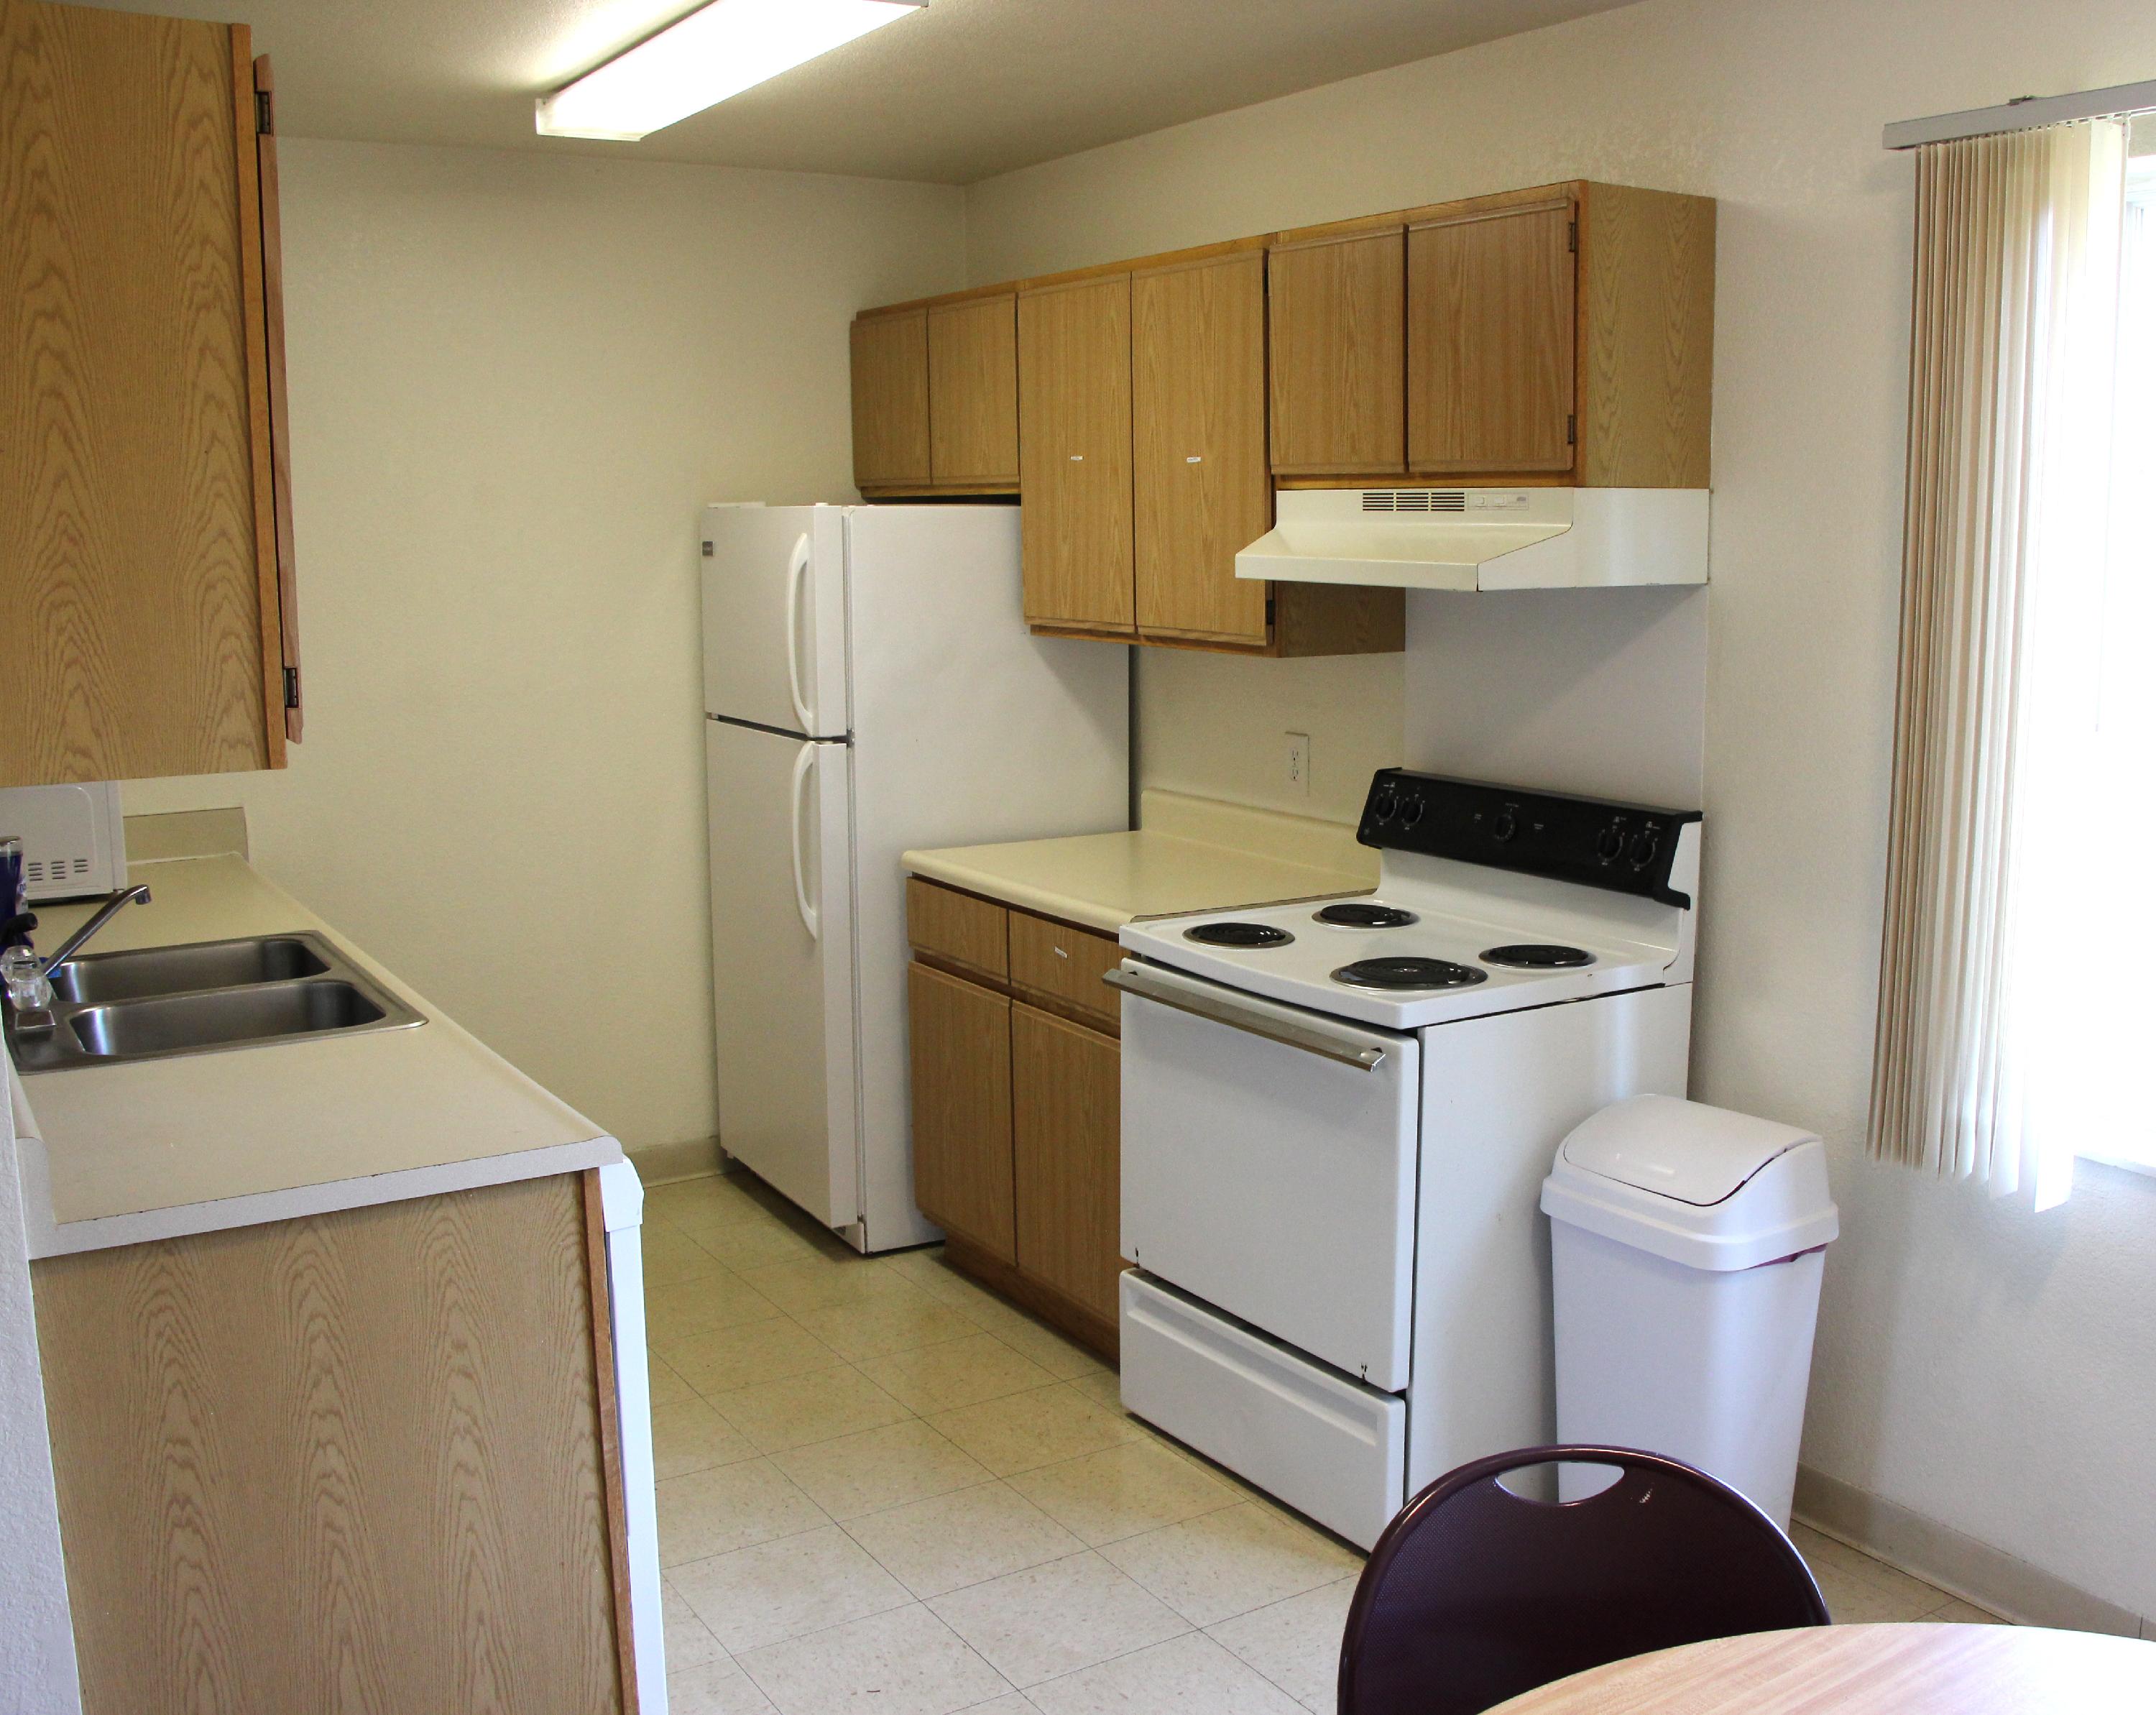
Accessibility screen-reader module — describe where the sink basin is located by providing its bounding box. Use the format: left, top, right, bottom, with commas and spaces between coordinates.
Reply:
49, 934, 329, 1004
5, 931, 423, 1072
69, 980, 390, 1059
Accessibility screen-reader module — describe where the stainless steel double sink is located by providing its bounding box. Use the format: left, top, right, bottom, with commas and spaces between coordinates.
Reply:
5, 932, 425, 1073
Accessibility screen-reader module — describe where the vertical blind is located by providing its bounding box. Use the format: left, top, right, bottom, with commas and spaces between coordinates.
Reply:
1871, 118, 2128, 1208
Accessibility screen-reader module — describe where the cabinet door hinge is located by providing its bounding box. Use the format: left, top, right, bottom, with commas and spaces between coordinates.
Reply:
256, 89, 275, 135
1567, 218, 1577, 254
1567, 413, 1577, 446
282, 666, 300, 709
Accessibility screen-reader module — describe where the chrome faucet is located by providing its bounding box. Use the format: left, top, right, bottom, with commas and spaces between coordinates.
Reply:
41, 883, 152, 979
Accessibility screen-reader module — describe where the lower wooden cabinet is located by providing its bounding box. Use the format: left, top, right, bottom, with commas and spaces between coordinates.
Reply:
907, 960, 1016, 1264
907, 877, 1124, 1355
31, 1172, 632, 1715
1013, 1004, 1122, 1325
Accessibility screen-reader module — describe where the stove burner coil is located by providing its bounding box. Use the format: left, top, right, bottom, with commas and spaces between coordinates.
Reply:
1313, 902, 1421, 929
1332, 956, 1488, 990
1480, 944, 1595, 969
1184, 921, 1294, 948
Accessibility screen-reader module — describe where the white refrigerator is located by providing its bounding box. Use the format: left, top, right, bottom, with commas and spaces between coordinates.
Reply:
701, 504, 1128, 1251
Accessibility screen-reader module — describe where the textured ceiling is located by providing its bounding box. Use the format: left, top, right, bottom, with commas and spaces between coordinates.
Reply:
71, 0, 1637, 184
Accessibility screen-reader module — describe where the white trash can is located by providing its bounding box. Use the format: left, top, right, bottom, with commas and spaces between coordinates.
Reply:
1539, 1094, 1839, 1529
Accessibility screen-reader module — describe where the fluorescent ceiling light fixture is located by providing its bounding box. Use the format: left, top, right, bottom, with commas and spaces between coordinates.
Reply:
537, 0, 924, 142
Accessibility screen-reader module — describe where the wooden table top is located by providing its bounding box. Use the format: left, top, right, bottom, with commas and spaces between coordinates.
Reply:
1484, 1624, 2156, 1714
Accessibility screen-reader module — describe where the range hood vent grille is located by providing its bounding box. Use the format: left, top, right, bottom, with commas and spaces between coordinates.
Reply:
1360, 490, 1466, 513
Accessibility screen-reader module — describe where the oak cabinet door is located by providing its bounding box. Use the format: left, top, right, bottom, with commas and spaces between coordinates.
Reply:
1407, 199, 1577, 474
908, 961, 1016, 1262
1, 2, 295, 786
1011, 1003, 1123, 1324
1268, 228, 1406, 476
1018, 275, 1135, 633
850, 308, 931, 487
1133, 252, 1271, 645
929, 295, 1019, 487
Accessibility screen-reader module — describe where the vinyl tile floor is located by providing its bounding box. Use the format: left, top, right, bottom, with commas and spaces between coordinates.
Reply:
642, 1172, 2004, 1715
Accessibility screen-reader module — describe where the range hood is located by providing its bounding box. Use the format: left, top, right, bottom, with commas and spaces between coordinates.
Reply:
1235, 487, 1710, 592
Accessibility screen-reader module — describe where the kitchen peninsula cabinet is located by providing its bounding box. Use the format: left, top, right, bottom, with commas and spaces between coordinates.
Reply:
1, 0, 300, 787
34, 1173, 637, 1715
907, 876, 1124, 1355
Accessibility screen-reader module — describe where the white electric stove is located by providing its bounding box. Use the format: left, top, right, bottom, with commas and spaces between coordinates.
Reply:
1111, 770, 1703, 1549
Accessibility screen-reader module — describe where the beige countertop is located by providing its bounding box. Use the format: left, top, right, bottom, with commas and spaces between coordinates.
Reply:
9, 852, 619, 1257
904, 790, 1379, 933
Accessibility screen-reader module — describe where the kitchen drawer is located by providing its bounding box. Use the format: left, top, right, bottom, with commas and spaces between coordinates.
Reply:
1120, 1271, 1406, 1550
907, 878, 1008, 980
1008, 911, 1120, 1026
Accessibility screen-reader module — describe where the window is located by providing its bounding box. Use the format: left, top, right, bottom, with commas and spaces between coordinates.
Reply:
2073, 124, 2156, 1176
1871, 112, 2156, 1206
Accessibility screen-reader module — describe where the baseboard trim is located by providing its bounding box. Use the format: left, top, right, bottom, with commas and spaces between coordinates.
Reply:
625, 1136, 727, 1187
1795, 1464, 2150, 1638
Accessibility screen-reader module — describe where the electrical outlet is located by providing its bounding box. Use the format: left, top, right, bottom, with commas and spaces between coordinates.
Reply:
1285, 731, 1311, 798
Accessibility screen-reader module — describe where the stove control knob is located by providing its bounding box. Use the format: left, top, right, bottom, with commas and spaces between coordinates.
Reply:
1372, 789, 1399, 822
1399, 797, 1427, 829
1627, 828, 1661, 870
1594, 823, 1627, 865
1490, 809, 1519, 844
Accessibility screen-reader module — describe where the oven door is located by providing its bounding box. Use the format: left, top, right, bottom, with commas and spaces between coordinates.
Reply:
1113, 959, 1420, 1391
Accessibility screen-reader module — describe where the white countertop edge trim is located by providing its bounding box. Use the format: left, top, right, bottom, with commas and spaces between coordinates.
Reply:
25, 1132, 624, 1259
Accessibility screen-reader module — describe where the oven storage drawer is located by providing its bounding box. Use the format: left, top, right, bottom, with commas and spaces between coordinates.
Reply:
1118, 960, 1419, 1389
1120, 1272, 1406, 1550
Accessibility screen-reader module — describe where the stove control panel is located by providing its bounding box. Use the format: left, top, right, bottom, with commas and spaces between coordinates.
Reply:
1355, 769, 1702, 906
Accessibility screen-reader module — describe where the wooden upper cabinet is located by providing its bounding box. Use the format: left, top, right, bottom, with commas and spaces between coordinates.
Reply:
1407, 197, 1577, 474
929, 295, 1018, 487
1267, 227, 1406, 477
1132, 252, 1271, 645
1, 3, 300, 787
850, 308, 931, 488
1018, 275, 1135, 635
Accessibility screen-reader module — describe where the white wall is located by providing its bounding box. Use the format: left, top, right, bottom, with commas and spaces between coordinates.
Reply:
0, 1059, 80, 1712
127, 139, 967, 1163
964, 0, 2156, 1619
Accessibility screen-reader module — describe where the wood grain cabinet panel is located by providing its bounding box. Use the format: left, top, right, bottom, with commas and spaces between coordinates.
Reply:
1267, 227, 1407, 476
0, 1, 298, 786
1012, 1005, 1124, 1325
31, 1174, 624, 1715
908, 960, 1018, 1263
1407, 198, 1577, 474
929, 295, 1019, 487
1132, 252, 1271, 645
907, 878, 1009, 980
1018, 275, 1135, 635
1577, 182, 1716, 489
1008, 911, 1120, 1030
850, 308, 931, 487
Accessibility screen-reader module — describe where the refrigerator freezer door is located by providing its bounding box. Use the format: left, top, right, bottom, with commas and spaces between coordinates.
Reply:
701, 505, 850, 737
706, 719, 860, 1228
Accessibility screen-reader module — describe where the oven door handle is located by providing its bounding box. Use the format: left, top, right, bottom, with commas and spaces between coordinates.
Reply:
1104, 964, 1389, 1071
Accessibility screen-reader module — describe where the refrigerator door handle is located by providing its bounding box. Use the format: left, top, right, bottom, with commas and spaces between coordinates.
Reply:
783, 533, 815, 735
788, 741, 820, 940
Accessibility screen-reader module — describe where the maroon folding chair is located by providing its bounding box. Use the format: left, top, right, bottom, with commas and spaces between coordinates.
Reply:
1337, 1445, 1829, 1715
